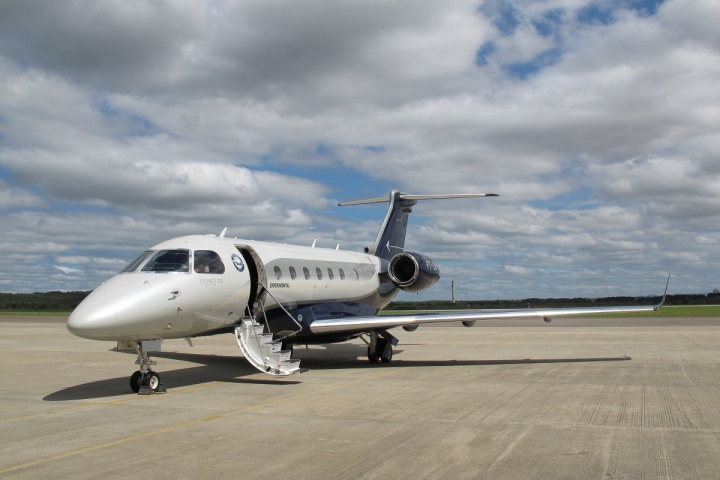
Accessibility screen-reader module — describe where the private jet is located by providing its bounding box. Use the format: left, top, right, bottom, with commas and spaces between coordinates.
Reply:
67, 191, 667, 394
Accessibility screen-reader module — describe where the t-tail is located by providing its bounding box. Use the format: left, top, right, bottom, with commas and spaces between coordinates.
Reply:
339, 190, 498, 261
339, 190, 497, 294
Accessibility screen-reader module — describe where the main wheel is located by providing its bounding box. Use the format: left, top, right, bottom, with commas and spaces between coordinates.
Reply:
130, 371, 142, 393
367, 346, 380, 363
381, 344, 393, 364
142, 371, 161, 391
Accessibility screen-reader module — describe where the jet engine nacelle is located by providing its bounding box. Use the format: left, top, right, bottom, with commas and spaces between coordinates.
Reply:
387, 251, 440, 293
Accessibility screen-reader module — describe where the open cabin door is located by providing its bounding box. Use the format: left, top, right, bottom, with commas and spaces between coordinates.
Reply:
236, 246, 267, 321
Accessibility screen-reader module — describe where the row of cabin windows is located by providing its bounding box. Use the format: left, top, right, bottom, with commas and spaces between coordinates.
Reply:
273, 265, 360, 282
122, 249, 365, 283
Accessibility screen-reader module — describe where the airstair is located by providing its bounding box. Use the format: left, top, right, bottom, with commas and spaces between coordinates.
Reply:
234, 282, 307, 376
235, 319, 306, 376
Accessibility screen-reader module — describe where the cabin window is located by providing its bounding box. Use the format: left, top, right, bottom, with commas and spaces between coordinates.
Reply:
274, 266, 282, 280
327, 268, 334, 280
194, 251, 225, 274
142, 250, 190, 273
339, 268, 345, 280
303, 267, 310, 280
316, 267, 323, 280
353, 269, 360, 280
122, 250, 154, 273
289, 266, 297, 280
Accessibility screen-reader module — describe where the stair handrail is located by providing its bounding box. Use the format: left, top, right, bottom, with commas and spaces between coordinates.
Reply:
256, 282, 303, 342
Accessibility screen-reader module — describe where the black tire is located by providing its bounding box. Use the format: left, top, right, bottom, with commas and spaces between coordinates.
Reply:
367, 346, 380, 363
381, 344, 393, 364
142, 371, 161, 391
130, 371, 142, 393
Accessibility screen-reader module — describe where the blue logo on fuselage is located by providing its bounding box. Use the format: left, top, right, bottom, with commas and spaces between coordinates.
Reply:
231, 254, 245, 272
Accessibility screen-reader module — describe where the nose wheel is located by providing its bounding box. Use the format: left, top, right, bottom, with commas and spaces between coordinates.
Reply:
130, 370, 163, 393
130, 343, 166, 394
130, 371, 142, 393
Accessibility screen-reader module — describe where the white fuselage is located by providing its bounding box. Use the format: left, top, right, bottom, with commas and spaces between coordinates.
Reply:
67, 235, 387, 342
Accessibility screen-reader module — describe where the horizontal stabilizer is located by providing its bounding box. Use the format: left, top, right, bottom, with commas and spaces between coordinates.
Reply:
339, 192, 498, 207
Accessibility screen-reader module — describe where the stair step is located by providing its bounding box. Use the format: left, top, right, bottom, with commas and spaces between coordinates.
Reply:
265, 358, 301, 372
258, 334, 276, 345
260, 343, 282, 355
265, 351, 292, 363
235, 320, 306, 377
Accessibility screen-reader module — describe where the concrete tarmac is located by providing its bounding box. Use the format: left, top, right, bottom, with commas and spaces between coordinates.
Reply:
2, 316, 720, 479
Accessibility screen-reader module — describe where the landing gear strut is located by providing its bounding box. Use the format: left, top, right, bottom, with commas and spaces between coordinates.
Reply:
367, 331, 396, 364
130, 341, 166, 394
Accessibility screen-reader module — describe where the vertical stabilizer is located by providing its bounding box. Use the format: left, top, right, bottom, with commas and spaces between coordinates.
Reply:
339, 190, 498, 261
370, 191, 416, 259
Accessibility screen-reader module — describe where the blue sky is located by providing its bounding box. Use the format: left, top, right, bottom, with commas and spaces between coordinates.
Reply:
0, 0, 718, 300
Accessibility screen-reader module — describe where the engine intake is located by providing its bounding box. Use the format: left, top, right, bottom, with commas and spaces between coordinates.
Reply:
388, 251, 440, 293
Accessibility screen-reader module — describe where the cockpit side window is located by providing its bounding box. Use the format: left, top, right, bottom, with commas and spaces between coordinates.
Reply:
122, 251, 154, 273
142, 250, 190, 273
194, 250, 225, 274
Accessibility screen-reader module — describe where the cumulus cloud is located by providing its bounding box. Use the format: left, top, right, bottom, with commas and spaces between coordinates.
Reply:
54, 266, 83, 275
0, 182, 45, 210
0, 0, 718, 297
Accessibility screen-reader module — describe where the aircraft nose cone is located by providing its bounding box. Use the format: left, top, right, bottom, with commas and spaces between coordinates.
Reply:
67, 299, 118, 340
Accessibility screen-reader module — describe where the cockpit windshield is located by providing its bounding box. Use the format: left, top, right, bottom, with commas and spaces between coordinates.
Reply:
121, 251, 154, 273
141, 250, 190, 273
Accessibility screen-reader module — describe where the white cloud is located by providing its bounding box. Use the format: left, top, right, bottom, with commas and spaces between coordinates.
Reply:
54, 265, 83, 274
0, 0, 718, 298
54, 256, 91, 265
0, 182, 45, 210
493, 24, 555, 64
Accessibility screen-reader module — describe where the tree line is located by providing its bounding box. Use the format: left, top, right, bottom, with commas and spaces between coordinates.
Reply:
0, 291, 91, 311
1, 290, 719, 312
386, 292, 720, 311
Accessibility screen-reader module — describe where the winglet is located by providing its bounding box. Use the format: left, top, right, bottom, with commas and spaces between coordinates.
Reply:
654, 274, 671, 311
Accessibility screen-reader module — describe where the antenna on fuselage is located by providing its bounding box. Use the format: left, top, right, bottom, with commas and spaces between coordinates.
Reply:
219, 227, 228, 238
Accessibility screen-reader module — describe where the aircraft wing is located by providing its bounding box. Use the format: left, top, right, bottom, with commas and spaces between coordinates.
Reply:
311, 277, 669, 335
309, 304, 662, 333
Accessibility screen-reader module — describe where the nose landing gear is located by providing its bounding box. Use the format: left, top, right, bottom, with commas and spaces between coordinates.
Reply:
130, 341, 166, 394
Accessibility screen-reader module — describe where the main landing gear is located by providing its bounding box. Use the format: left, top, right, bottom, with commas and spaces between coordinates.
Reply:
367, 331, 397, 364
129, 340, 166, 394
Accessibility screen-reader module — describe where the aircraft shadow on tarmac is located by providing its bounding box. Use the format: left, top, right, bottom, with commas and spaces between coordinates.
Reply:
43, 351, 299, 402
43, 343, 631, 402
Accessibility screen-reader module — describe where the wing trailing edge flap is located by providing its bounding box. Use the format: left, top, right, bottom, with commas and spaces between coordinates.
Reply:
311, 275, 670, 335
